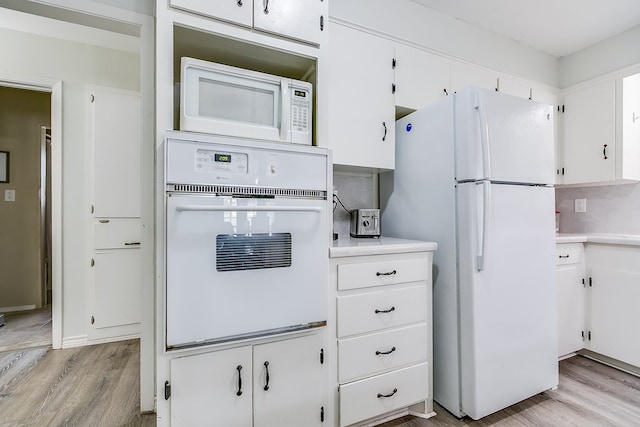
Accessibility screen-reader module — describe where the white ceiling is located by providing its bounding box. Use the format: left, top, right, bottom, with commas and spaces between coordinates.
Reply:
411, 0, 640, 57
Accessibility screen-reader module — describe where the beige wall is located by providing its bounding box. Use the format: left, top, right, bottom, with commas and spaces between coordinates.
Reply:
0, 86, 50, 310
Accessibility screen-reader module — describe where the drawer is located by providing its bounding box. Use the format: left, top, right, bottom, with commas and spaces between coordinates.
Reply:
556, 243, 583, 265
94, 220, 141, 250
339, 362, 429, 427
337, 258, 429, 291
337, 285, 427, 337
338, 324, 428, 382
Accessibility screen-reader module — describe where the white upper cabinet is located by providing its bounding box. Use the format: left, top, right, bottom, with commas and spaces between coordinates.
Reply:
451, 62, 498, 93
253, 0, 324, 45
394, 44, 450, 110
327, 22, 395, 171
562, 79, 616, 185
169, 0, 325, 45
170, 0, 253, 27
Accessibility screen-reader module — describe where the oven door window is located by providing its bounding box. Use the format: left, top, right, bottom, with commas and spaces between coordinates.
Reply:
216, 233, 291, 272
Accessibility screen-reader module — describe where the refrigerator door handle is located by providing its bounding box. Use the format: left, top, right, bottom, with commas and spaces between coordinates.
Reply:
474, 94, 491, 180
477, 181, 491, 271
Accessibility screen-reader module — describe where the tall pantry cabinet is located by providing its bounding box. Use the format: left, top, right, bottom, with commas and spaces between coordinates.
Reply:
154, 1, 330, 426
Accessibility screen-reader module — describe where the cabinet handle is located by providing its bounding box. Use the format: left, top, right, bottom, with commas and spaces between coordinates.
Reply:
374, 306, 396, 314
603, 144, 608, 159
236, 365, 243, 396
443, 88, 448, 96
377, 388, 398, 399
263, 0, 269, 14
375, 346, 396, 356
237, 0, 242, 6
382, 122, 387, 142
263, 361, 270, 391
98, 219, 110, 223
559, 254, 570, 259
124, 242, 141, 246
376, 269, 396, 277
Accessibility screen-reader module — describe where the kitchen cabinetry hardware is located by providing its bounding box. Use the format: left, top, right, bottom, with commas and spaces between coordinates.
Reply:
588, 331, 592, 341
320, 406, 324, 422
634, 112, 639, 123
375, 346, 396, 356
495, 77, 500, 92
603, 144, 608, 159
263, 0, 269, 14
99, 219, 110, 223
236, 365, 243, 396
443, 88, 448, 95
91, 205, 94, 214
589, 277, 592, 287
382, 122, 387, 141
377, 388, 398, 398
320, 15, 323, 31
392, 58, 396, 69
237, 0, 242, 5
559, 255, 570, 259
392, 83, 396, 94
376, 269, 396, 276
320, 348, 324, 364
529, 88, 533, 100
374, 306, 396, 314
263, 361, 270, 391
91, 315, 95, 324
91, 258, 95, 267
164, 381, 171, 400
124, 242, 141, 246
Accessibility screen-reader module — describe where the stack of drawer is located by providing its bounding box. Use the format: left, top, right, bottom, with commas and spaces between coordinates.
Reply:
335, 254, 432, 426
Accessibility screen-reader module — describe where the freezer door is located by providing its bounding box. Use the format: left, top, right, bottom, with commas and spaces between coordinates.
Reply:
454, 87, 555, 185
456, 182, 558, 420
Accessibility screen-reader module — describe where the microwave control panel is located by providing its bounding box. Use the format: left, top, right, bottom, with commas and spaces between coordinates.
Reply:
291, 88, 310, 132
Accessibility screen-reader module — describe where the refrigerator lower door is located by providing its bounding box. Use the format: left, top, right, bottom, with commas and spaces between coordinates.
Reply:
456, 182, 558, 419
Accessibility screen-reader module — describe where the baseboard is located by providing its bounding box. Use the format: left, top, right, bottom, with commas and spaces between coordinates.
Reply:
87, 333, 141, 346
0, 304, 37, 313
62, 335, 88, 348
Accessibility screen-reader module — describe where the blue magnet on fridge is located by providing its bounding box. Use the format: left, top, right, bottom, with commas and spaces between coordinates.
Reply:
406, 123, 412, 132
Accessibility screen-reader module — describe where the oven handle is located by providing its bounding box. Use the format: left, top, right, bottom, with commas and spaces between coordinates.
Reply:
175, 205, 323, 213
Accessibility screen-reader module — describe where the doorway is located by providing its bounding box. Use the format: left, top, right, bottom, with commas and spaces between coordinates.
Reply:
0, 86, 52, 352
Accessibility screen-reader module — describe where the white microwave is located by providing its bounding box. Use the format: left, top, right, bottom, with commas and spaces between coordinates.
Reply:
180, 57, 313, 145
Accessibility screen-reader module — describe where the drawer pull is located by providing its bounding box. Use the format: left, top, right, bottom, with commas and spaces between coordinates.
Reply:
375, 346, 396, 356
124, 242, 141, 246
374, 306, 396, 314
559, 254, 570, 259
376, 269, 397, 277
377, 388, 398, 399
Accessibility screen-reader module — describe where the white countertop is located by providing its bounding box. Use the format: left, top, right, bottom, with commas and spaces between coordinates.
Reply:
329, 236, 438, 258
557, 233, 640, 246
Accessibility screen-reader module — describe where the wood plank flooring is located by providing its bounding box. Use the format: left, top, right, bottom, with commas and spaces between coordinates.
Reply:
0, 306, 52, 353
380, 356, 640, 427
0, 340, 155, 426
1, 337, 639, 426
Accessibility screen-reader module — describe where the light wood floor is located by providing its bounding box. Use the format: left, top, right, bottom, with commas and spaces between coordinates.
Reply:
2, 330, 639, 426
381, 356, 640, 427
0, 306, 52, 353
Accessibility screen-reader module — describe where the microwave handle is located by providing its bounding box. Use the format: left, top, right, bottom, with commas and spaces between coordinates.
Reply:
280, 80, 290, 141
176, 205, 322, 213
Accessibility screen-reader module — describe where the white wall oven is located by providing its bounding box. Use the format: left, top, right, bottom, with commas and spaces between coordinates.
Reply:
180, 57, 312, 145
164, 131, 328, 349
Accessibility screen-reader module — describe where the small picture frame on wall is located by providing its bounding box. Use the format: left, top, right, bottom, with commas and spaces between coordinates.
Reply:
0, 151, 9, 183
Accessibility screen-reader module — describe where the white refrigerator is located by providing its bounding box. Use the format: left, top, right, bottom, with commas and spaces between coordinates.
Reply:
380, 87, 558, 420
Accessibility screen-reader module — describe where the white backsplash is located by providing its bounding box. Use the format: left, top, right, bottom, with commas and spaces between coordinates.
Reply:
332, 173, 376, 239
555, 183, 640, 234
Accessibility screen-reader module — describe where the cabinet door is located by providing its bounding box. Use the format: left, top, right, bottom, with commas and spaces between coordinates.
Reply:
328, 23, 395, 170
89, 86, 140, 218
170, 0, 253, 26
91, 249, 141, 329
394, 44, 450, 110
563, 80, 616, 185
498, 75, 532, 100
589, 267, 640, 367
557, 265, 584, 357
253, 0, 323, 45
253, 334, 323, 427
171, 347, 253, 426
622, 73, 640, 181
451, 63, 498, 93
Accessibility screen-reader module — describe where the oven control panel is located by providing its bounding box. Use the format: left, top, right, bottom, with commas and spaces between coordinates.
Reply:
196, 149, 248, 174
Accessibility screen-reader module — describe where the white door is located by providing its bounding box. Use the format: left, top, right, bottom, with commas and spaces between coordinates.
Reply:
252, 0, 323, 45
170, 0, 253, 27
394, 44, 450, 110
454, 87, 555, 185
557, 265, 585, 357
171, 346, 253, 426
253, 334, 323, 427
166, 195, 327, 348
456, 182, 557, 419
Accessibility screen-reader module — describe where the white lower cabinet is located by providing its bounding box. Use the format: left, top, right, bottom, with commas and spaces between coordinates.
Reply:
170, 333, 324, 426
556, 243, 585, 358
331, 250, 434, 426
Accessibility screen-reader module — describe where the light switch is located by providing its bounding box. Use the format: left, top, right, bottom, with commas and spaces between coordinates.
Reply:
575, 198, 586, 213
4, 189, 15, 202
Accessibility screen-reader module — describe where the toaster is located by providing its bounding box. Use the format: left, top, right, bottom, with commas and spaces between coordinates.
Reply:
350, 209, 381, 238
